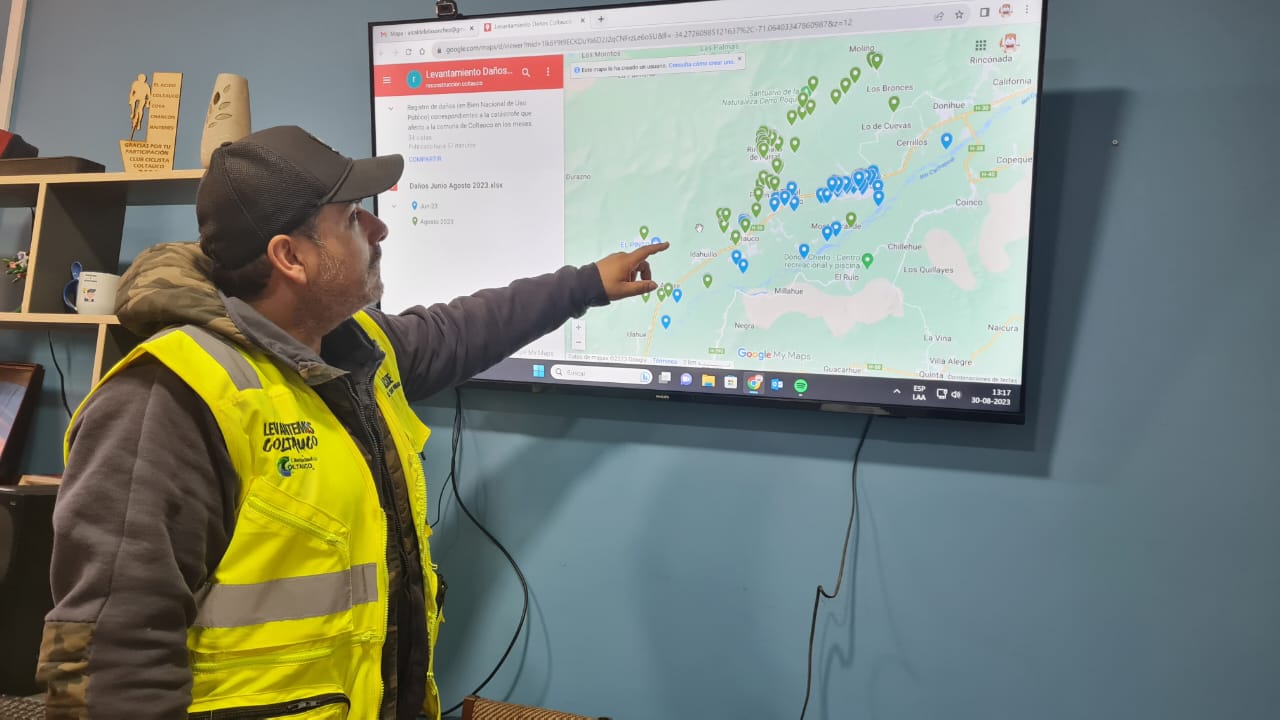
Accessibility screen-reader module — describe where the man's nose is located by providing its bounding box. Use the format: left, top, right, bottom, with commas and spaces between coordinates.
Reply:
361, 208, 388, 244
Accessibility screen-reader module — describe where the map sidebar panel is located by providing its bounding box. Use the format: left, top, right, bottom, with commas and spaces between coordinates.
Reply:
372, 1, 1043, 420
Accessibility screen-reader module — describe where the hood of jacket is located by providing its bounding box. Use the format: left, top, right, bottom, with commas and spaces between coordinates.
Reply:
114, 242, 250, 347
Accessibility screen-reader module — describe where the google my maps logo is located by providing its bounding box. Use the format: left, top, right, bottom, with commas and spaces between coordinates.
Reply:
737, 347, 781, 361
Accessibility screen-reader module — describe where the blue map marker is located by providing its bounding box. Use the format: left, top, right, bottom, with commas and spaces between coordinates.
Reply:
789, 195, 800, 211
873, 179, 885, 192
799, 243, 810, 259
769, 195, 782, 211
831, 222, 842, 237
672, 288, 683, 302
780, 190, 792, 205
411, 200, 418, 211
821, 225, 833, 241
827, 176, 841, 192
738, 258, 750, 273
941, 132, 953, 149
731, 249, 743, 264
868, 164, 881, 180
661, 315, 672, 329
786, 181, 798, 194
650, 237, 662, 245
874, 190, 885, 206
853, 170, 868, 193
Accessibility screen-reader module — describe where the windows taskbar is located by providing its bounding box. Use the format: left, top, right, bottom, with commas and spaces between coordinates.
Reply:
465, 359, 1025, 423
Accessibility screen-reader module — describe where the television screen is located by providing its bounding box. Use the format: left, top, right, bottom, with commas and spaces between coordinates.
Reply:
370, 0, 1044, 422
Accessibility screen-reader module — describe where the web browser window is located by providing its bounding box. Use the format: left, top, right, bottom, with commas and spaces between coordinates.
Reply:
371, 0, 1044, 421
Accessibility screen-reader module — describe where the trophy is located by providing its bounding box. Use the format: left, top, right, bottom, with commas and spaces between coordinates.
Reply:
120, 72, 182, 172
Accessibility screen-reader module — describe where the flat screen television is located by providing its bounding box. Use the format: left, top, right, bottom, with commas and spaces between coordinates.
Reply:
369, 0, 1045, 422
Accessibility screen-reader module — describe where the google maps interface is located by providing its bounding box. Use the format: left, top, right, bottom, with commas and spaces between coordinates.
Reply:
372, 0, 1041, 417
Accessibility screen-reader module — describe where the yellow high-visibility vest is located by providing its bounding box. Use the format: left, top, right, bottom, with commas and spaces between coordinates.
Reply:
71, 311, 443, 719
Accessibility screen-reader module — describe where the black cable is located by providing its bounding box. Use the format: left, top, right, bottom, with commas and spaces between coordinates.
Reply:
46, 332, 72, 418
799, 415, 874, 720
440, 388, 530, 718
429, 386, 464, 528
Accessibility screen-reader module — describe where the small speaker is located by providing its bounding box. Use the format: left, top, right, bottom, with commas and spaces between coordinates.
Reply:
0, 485, 57, 696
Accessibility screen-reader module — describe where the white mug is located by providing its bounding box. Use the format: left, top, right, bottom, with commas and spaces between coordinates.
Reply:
75, 271, 121, 315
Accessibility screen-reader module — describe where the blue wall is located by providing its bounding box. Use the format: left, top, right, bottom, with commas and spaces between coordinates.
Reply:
2, 1, 1278, 718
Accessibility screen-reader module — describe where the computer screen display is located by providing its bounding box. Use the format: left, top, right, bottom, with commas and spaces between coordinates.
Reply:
370, 0, 1044, 422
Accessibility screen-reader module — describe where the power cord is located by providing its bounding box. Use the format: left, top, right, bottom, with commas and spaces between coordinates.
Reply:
46, 332, 72, 418
799, 415, 874, 720
429, 384, 464, 528
440, 387, 531, 717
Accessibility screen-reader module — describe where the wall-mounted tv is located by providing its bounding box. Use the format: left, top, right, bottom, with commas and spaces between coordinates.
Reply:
370, 0, 1045, 422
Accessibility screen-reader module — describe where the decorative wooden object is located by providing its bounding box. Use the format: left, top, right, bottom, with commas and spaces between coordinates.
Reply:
119, 72, 182, 172
200, 73, 251, 168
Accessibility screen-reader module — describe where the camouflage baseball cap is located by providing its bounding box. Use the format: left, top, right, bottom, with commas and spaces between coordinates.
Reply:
197, 125, 403, 269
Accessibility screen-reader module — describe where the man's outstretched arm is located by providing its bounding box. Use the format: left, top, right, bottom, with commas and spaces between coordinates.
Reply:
378, 243, 668, 401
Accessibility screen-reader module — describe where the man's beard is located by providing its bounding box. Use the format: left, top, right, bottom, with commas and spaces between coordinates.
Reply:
310, 246, 383, 327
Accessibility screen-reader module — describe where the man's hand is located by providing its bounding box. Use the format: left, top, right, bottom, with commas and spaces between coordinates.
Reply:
595, 242, 670, 301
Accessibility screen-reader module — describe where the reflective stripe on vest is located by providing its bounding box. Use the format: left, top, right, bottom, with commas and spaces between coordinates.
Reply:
75, 313, 442, 720
193, 563, 379, 628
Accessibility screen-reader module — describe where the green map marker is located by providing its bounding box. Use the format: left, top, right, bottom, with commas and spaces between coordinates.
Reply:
772, 158, 784, 173
739, 217, 750, 232
798, 105, 808, 119
731, 230, 741, 244
412, 217, 418, 225
868, 52, 884, 69
840, 77, 852, 93
806, 99, 816, 114
798, 90, 809, 105
774, 137, 783, 150
769, 175, 780, 190
702, 274, 713, 289
787, 110, 798, 125
888, 96, 900, 112
807, 76, 819, 91
751, 202, 762, 217
719, 207, 732, 220
639, 225, 649, 239
656, 287, 666, 301
719, 219, 730, 233
861, 253, 874, 269
790, 137, 801, 152
846, 211, 857, 227
850, 67, 862, 83
642, 292, 650, 303
830, 89, 842, 104
753, 187, 764, 200
663, 282, 674, 296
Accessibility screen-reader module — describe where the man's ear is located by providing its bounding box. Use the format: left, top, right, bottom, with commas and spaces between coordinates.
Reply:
264, 233, 311, 286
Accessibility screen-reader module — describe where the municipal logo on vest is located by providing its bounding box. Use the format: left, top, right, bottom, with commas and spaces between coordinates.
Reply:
276, 455, 317, 477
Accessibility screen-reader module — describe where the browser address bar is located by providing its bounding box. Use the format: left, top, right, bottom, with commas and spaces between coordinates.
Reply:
570, 53, 745, 79
435, 4, 969, 58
